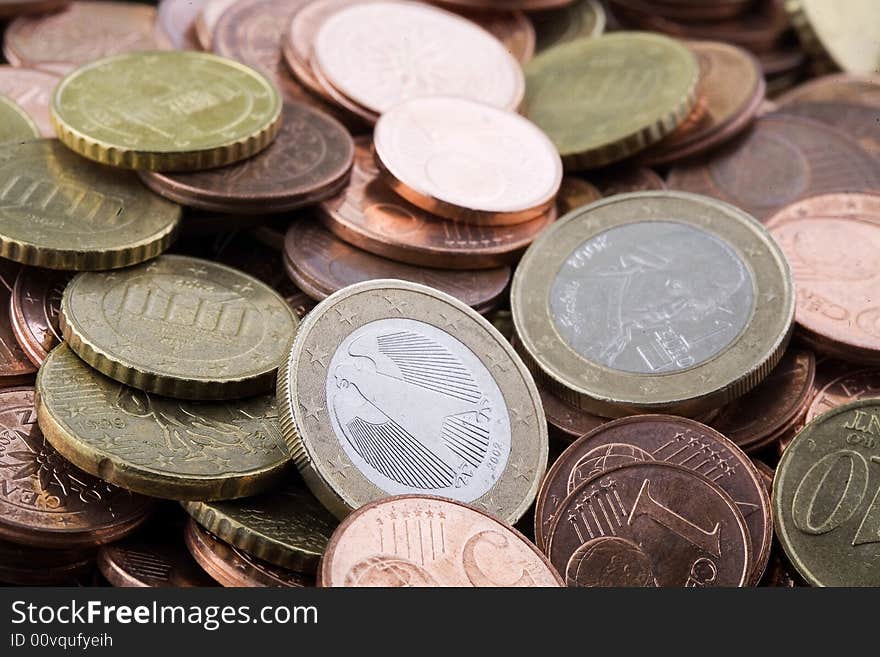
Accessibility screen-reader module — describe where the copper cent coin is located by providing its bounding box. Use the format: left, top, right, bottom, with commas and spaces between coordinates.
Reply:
0, 66, 60, 137
806, 368, 880, 423
98, 533, 215, 587
589, 165, 666, 196
141, 103, 354, 214
766, 193, 880, 364
546, 462, 751, 587
0, 261, 37, 385
538, 384, 608, 442
193, 0, 237, 51
775, 73, 880, 109
284, 218, 510, 314
776, 102, 880, 158
0, 539, 94, 585
451, 7, 535, 64
156, 0, 207, 50
10, 268, 70, 367
667, 115, 880, 221
374, 97, 562, 225
0, 387, 154, 549
320, 495, 563, 587
0, 0, 68, 18
3, 2, 170, 76
320, 138, 556, 269
534, 415, 770, 584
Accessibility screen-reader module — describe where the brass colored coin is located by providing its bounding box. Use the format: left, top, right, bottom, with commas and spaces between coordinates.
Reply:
277, 279, 548, 524
787, 0, 880, 74
531, 0, 606, 53
60, 255, 299, 400
0, 94, 39, 143
0, 140, 181, 270
183, 482, 338, 573
36, 344, 290, 501
512, 191, 795, 418
524, 32, 699, 169
774, 399, 880, 586
51, 51, 283, 171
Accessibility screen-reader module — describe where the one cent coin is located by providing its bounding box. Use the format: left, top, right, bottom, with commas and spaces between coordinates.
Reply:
10, 267, 70, 367
319, 138, 556, 269
141, 102, 354, 214
775, 102, 880, 158
0, 387, 154, 549
766, 193, 880, 365
284, 218, 511, 314
555, 177, 602, 214
0, 539, 94, 585
184, 519, 312, 587
546, 462, 751, 586
0, 261, 38, 385
450, 6, 535, 64
531, 0, 606, 54
320, 495, 563, 587
0, 94, 39, 143
806, 368, 880, 423
774, 399, 880, 586
512, 191, 795, 417
534, 415, 771, 584
524, 32, 699, 169
775, 73, 880, 109
60, 255, 299, 400
313, 1, 525, 116
0, 140, 181, 270
51, 51, 283, 171
588, 165, 666, 196
183, 482, 338, 573
374, 97, 562, 225
666, 115, 880, 221
156, 0, 207, 50
277, 280, 548, 524
3, 2, 170, 76
0, 66, 60, 137
36, 344, 290, 501
98, 532, 215, 587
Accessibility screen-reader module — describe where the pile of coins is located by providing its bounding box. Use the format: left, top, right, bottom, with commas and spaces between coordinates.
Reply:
0, 0, 878, 587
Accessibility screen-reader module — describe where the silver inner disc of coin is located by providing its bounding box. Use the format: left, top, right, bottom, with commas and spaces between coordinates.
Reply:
325, 317, 511, 500
550, 221, 755, 374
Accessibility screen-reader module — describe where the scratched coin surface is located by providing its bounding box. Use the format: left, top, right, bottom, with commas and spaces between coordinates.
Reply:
374, 97, 562, 225
284, 218, 511, 313
0, 387, 154, 549
667, 115, 880, 221
10, 268, 70, 367
278, 280, 548, 524
98, 532, 215, 587
774, 399, 880, 586
184, 519, 311, 587
0, 67, 60, 137
524, 32, 699, 169
320, 495, 563, 587
775, 73, 880, 109
807, 369, 880, 423
141, 102, 354, 214
532, 0, 606, 53
765, 193, 880, 365
184, 481, 337, 572
534, 415, 770, 584
0, 94, 38, 144
156, 0, 207, 50
313, 1, 525, 115
51, 51, 282, 171
0, 140, 181, 270
0, 261, 38, 385
3, 2, 170, 76
788, 0, 880, 75
60, 255, 299, 400
546, 461, 751, 587
512, 191, 794, 417
36, 344, 289, 501
320, 138, 556, 269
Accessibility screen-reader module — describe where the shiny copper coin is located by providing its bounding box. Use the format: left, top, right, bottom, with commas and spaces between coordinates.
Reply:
546, 462, 751, 587
667, 115, 880, 221
449, 7, 535, 63
639, 41, 766, 166
538, 383, 608, 442
320, 138, 556, 269
141, 103, 354, 214
534, 415, 771, 584
766, 193, 880, 364
588, 165, 666, 197
0, 66, 60, 137
752, 460, 774, 495
0, 261, 37, 385
0, 0, 68, 18
775, 73, 880, 109
0, 539, 94, 585
320, 495, 563, 587
711, 347, 815, 454
0, 387, 154, 548
806, 368, 880, 423
550, 177, 600, 215
184, 520, 311, 587
10, 267, 69, 367
776, 102, 880, 158
193, 0, 237, 51
284, 217, 510, 314
156, 0, 207, 50
3, 2, 171, 76
99, 533, 215, 587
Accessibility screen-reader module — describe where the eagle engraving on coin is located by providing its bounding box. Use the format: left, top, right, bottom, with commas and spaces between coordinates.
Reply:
325, 318, 510, 500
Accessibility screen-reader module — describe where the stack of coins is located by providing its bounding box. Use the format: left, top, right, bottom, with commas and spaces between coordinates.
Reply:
0, 0, 879, 589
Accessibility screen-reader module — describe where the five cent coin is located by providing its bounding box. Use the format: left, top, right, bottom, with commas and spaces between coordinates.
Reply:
10, 268, 70, 367
0, 66, 60, 137
0, 94, 39, 143
0, 261, 38, 385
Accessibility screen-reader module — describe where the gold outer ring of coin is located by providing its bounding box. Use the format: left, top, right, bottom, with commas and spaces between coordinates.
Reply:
511, 191, 795, 418
276, 279, 548, 524
50, 51, 283, 171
